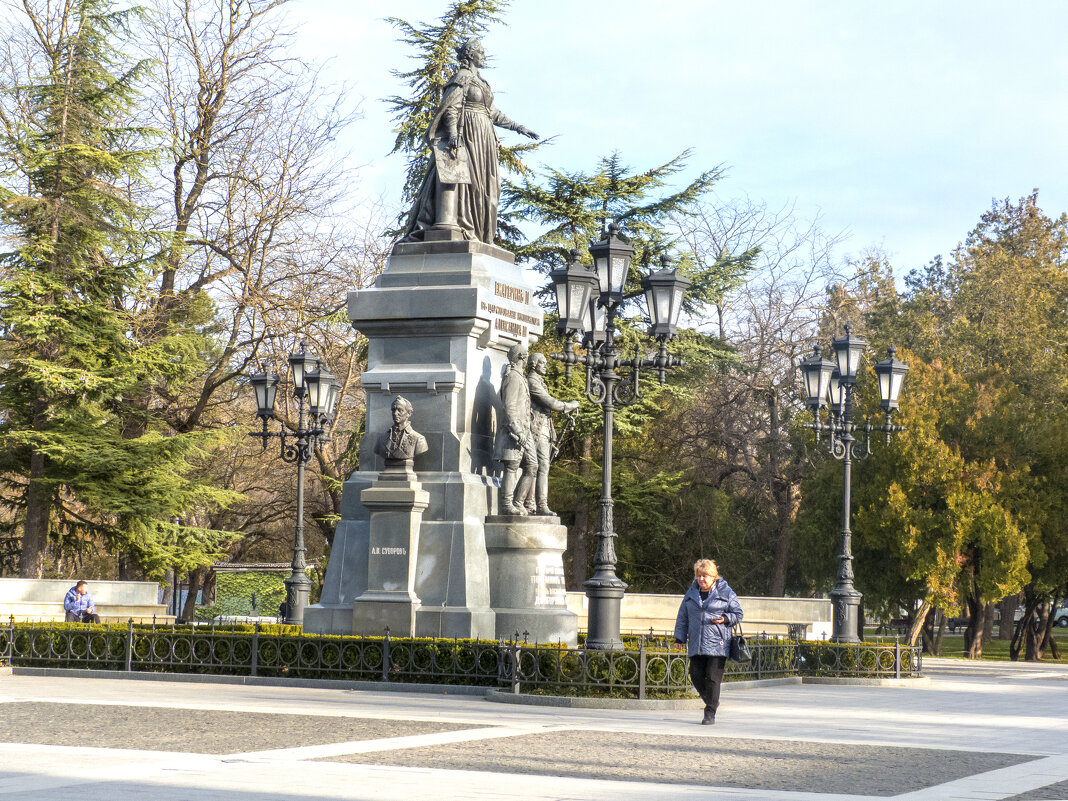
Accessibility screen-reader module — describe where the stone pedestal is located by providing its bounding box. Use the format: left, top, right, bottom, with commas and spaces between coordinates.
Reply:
305, 240, 546, 639
485, 515, 578, 646
350, 464, 427, 636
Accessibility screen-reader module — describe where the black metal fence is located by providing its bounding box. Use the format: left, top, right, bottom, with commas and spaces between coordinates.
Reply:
0, 619, 504, 685
797, 638, 922, 678
499, 635, 802, 697
0, 618, 921, 698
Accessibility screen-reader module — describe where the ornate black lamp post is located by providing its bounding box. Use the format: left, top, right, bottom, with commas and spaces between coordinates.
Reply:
550, 224, 691, 650
798, 325, 909, 643
249, 342, 340, 626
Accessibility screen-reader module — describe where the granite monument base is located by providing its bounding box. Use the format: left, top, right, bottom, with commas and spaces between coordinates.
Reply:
349, 466, 427, 637
485, 515, 577, 646
350, 592, 421, 637
305, 238, 544, 640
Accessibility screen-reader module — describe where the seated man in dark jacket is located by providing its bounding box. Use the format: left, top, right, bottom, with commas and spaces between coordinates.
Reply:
674, 559, 743, 725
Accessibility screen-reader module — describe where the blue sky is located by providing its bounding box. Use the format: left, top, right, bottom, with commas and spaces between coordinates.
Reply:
291, 1, 1068, 276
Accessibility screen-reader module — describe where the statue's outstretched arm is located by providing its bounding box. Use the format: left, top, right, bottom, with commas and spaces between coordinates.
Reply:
490, 106, 538, 140
529, 378, 573, 413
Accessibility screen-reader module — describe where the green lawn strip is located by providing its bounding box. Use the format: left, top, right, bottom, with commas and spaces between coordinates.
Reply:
932, 635, 1068, 663
862, 630, 1068, 663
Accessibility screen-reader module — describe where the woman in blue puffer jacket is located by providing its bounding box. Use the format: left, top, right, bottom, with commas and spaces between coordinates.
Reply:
674, 558, 743, 725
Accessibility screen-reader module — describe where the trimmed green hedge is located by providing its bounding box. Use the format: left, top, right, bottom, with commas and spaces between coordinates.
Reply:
0, 622, 503, 685
0, 621, 921, 696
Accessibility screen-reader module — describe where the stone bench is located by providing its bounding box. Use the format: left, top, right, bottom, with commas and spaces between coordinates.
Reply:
0, 578, 173, 624
566, 592, 833, 639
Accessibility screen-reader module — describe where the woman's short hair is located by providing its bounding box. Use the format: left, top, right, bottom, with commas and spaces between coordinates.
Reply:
693, 559, 718, 578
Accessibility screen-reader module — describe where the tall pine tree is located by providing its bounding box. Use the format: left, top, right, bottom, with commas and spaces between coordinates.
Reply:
500, 150, 742, 300
500, 150, 744, 587
0, 0, 235, 578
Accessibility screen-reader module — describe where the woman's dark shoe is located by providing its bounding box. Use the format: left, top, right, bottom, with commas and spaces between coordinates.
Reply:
701, 710, 716, 725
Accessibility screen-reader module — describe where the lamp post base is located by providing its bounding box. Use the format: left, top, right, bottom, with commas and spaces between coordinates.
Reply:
583, 579, 627, 651
830, 586, 863, 644
284, 573, 312, 626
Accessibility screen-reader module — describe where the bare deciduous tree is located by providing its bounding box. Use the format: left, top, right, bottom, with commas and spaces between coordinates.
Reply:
670, 197, 849, 594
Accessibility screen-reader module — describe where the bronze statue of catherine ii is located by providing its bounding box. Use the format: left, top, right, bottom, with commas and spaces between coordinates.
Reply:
401, 38, 538, 245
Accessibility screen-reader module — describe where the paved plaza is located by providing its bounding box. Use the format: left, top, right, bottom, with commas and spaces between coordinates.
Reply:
2, 658, 1067, 800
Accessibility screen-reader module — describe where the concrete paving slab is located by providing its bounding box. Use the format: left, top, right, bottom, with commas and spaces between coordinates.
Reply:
323, 729, 1031, 795
0, 748, 890, 801
1, 657, 1067, 800
1007, 777, 1068, 800
0, 702, 475, 753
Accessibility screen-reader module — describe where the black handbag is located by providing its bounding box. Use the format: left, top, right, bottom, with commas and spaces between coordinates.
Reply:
728, 623, 752, 663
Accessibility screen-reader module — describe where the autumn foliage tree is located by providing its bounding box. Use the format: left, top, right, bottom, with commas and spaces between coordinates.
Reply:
797, 192, 1068, 659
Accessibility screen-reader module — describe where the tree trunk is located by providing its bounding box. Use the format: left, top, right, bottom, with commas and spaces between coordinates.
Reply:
981, 602, 996, 648
766, 391, 785, 596
1025, 615, 1040, 661
917, 604, 941, 654
1028, 600, 1051, 661
1015, 591, 1045, 661
933, 609, 946, 656
20, 448, 50, 578
767, 516, 792, 596
1010, 592, 1040, 661
1041, 601, 1061, 659
203, 570, 217, 606
160, 569, 175, 614
907, 599, 931, 647
998, 594, 1020, 640
766, 391, 800, 597
964, 596, 984, 658
180, 567, 205, 622
1050, 637, 1063, 660
316, 450, 344, 550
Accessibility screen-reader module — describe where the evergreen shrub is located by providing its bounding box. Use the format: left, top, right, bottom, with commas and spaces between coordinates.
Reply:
0, 622, 920, 694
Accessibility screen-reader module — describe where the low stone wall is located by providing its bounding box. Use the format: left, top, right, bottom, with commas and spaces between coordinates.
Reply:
0, 578, 170, 622
565, 592, 832, 638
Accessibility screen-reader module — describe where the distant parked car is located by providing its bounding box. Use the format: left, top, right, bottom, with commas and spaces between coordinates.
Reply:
1055, 605, 1068, 628
1010, 604, 1066, 629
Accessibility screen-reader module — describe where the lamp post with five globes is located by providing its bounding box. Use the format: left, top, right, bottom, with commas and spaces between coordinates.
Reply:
249, 342, 341, 626
798, 325, 909, 643
549, 224, 691, 650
